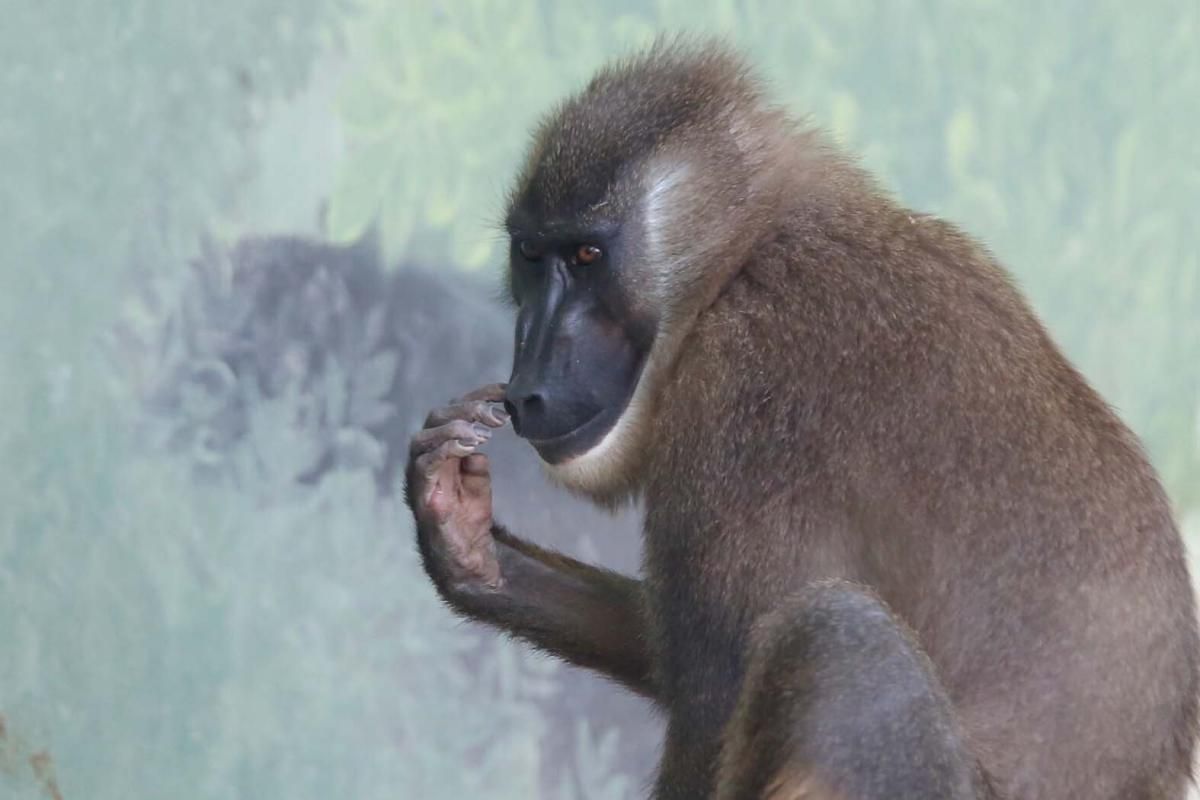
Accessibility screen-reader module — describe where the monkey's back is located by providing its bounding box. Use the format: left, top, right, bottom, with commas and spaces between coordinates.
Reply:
642, 192, 1199, 799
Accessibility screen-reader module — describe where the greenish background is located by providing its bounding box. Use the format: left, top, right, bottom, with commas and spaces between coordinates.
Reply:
2, 2, 1197, 798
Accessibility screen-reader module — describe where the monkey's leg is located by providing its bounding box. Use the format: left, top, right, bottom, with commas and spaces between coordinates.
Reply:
715, 582, 993, 800
406, 385, 655, 698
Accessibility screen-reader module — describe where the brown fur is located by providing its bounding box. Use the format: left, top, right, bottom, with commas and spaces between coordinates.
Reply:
764, 770, 847, 800
626, 42, 1197, 799
408, 39, 1199, 799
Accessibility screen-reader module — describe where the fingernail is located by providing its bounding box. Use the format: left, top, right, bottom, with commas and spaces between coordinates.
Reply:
490, 403, 510, 422
473, 424, 493, 439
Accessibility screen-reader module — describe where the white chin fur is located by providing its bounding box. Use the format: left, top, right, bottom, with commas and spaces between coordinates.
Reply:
541, 164, 685, 502
538, 367, 652, 503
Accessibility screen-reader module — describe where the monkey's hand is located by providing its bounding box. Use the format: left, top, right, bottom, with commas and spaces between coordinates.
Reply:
405, 383, 510, 593
405, 382, 655, 696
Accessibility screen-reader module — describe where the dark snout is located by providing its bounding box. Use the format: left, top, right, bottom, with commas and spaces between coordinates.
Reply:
504, 315, 606, 447
504, 374, 595, 442
504, 262, 647, 464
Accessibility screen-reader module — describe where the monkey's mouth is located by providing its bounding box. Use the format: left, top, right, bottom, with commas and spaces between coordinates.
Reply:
524, 356, 647, 465
525, 404, 625, 465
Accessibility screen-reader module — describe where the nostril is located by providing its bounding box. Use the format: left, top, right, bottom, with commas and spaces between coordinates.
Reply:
503, 391, 547, 433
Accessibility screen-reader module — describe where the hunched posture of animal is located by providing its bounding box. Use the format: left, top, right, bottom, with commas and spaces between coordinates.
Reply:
405, 41, 1199, 799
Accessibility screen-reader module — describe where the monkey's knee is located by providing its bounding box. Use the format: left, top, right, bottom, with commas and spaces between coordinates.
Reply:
717, 582, 988, 800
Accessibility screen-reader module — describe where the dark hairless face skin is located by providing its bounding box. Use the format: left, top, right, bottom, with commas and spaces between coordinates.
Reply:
503, 225, 654, 465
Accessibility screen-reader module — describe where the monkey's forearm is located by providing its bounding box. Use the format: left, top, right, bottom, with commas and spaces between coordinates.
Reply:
440, 524, 656, 699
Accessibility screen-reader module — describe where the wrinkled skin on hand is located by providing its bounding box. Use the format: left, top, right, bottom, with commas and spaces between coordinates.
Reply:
405, 383, 511, 590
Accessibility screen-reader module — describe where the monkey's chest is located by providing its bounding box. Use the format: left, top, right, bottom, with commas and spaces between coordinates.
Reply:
644, 542, 759, 730
642, 504, 858, 711
643, 565, 756, 796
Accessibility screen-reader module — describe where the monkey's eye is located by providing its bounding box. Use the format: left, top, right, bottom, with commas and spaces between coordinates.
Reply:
573, 244, 603, 266
517, 240, 542, 261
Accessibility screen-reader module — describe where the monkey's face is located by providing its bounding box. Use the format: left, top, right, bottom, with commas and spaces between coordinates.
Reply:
503, 222, 657, 467
498, 53, 765, 496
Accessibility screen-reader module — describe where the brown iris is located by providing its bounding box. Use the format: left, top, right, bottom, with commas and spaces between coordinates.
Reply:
574, 244, 602, 265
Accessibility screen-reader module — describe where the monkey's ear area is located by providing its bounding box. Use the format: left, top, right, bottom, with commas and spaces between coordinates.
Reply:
642, 158, 694, 214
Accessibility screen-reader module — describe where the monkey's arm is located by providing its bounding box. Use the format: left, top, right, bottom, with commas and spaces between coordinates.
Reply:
427, 523, 656, 699
406, 383, 656, 699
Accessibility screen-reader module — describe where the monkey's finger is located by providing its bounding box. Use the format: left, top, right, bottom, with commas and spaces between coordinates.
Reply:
414, 438, 479, 481
452, 382, 508, 404
460, 454, 491, 498
410, 419, 493, 457
461, 453, 490, 476
424, 399, 509, 429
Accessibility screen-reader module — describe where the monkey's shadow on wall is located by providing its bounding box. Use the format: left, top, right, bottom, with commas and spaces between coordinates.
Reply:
119, 232, 662, 791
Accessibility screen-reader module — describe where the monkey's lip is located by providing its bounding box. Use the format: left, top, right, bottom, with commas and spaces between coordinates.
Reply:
520, 351, 648, 464
524, 404, 622, 465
